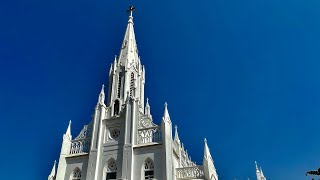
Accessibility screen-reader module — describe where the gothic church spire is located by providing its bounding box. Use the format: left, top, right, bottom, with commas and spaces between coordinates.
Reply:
118, 5, 139, 69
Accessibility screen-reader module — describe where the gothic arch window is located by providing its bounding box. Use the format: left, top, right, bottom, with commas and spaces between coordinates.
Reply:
144, 158, 154, 179
106, 159, 117, 180
130, 72, 134, 97
114, 100, 120, 116
117, 72, 122, 98
71, 168, 81, 180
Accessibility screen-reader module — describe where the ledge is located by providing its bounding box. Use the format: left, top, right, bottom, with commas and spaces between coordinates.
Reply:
66, 153, 89, 158
133, 142, 162, 148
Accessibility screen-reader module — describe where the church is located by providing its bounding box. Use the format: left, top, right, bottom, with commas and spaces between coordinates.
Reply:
48, 6, 265, 180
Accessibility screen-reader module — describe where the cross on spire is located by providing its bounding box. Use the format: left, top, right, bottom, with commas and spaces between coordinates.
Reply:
127, 5, 136, 17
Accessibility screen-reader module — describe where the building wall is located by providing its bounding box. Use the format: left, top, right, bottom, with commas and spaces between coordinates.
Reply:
133, 144, 163, 180
64, 155, 89, 180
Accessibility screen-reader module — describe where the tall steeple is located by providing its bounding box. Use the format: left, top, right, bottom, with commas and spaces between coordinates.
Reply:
203, 138, 218, 180
118, 5, 139, 68
107, 5, 145, 114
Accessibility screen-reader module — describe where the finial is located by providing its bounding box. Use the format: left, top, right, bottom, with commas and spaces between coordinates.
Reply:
255, 161, 259, 170
54, 160, 57, 165
174, 125, 180, 142
69, 120, 72, 125
163, 102, 170, 121
204, 138, 207, 143
127, 5, 136, 17
146, 97, 149, 104
102, 84, 105, 89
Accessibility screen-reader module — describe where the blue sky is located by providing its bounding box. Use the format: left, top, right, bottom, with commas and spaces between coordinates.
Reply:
1, 0, 320, 179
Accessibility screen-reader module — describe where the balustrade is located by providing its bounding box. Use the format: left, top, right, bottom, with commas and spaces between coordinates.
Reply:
69, 139, 90, 155
137, 126, 161, 144
176, 166, 205, 179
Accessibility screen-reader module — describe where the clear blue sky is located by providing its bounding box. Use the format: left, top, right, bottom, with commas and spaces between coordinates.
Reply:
0, 0, 320, 179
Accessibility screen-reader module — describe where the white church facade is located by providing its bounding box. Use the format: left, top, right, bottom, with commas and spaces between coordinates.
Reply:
48, 6, 267, 180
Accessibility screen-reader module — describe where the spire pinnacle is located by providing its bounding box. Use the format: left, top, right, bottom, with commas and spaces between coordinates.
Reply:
48, 160, 57, 180
174, 125, 180, 142
66, 120, 71, 135
163, 102, 170, 121
145, 98, 152, 116
204, 138, 212, 160
98, 84, 105, 105
118, 5, 139, 69
127, 5, 136, 17
255, 161, 259, 171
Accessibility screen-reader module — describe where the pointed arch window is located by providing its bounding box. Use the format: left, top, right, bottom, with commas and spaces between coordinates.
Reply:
144, 158, 154, 179
71, 168, 81, 180
106, 159, 117, 180
117, 72, 122, 98
114, 100, 120, 116
130, 72, 134, 97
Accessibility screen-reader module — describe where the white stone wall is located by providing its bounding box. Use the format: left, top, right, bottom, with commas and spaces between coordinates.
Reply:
63, 155, 88, 180
133, 144, 163, 180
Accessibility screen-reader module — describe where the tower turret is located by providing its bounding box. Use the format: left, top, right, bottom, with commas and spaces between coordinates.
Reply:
161, 102, 173, 180
107, 5, 145, 115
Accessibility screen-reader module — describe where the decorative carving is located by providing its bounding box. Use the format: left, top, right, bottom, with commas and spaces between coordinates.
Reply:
72, 168, 81, 179
138, 115, 156, 129
137, 126, 161, 144
70, 121, 92, 155
110, 129, 120, 139
69, 139, 90, 154
107, 160, 117, 172
176, 166, 205, 179
74, 121, 93, 140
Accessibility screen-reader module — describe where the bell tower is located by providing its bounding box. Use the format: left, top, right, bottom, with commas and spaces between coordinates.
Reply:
107, 6, 145, 117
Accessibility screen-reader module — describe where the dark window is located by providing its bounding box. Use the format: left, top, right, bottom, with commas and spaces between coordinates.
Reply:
144, 159, 154, 179
145, 170, 154, 179
117, 72, 122, 98
130, 73, 134, 97
106, 172, 117, 180
114, 100, 120, 115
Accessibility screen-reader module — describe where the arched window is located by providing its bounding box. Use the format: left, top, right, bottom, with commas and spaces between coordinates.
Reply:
71, 168, 81, 180
106, 159, 117, 180
144, 158, 154, 179
114, 100, 120, 116
117, 72, 122, 98
130, 72, 134, 97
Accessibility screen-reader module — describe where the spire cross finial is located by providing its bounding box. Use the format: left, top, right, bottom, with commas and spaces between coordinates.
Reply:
127, 5, 136, 17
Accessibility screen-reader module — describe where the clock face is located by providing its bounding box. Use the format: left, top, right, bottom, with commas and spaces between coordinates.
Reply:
110, 129, 120, 139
